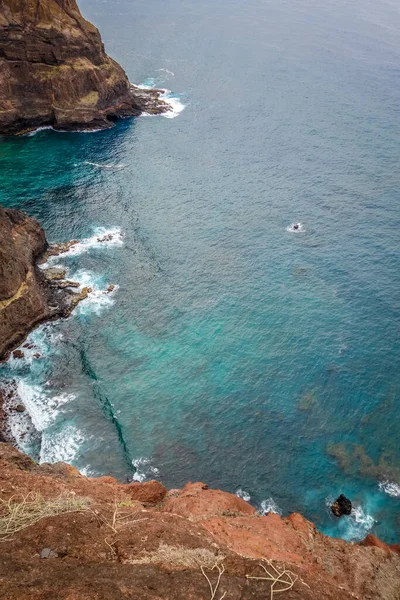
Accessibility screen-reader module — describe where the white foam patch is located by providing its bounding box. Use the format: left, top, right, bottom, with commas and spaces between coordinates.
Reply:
40, 426, 85, 464
81, 161, 126, 171
43, 227, 123, 265
345, 505, 375, 540
15, 380, 75, 431
379, 481, 400, 498
258, 498, 282, 516
160, 90, 186, 118
236, 488, 251, 502
287, 222, 305, 233
137, 79, 186, 119
156, 68, 175, 76
68, 269, 118, 316
132, 457, 160, 482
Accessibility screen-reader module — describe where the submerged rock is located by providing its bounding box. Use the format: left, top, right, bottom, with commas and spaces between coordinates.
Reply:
0, 0, 170, 135
331, 494, 352, 517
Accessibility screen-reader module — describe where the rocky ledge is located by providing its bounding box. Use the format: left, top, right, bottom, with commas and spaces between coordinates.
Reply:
0, 0, 170, 135
0, 205, 96, 360
0, 442, 399, 600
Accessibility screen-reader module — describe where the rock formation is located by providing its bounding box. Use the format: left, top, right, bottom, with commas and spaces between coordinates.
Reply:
0, 442, 399, 600
0, 204, 94, 360
331, 493, 352, 517
0, 0, 169, 134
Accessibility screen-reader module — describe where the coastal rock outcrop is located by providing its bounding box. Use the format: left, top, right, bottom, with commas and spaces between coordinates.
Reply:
331, 493, 352, 517
0, 442, 399, 600
0, 204, 94, 360
0, 0, 169, 134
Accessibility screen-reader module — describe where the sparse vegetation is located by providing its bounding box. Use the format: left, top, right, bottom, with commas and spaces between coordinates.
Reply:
128, 542, 225, 569
0, 492, 91, 541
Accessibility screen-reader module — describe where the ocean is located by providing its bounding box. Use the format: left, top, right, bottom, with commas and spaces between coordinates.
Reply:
0, 0, 399, 543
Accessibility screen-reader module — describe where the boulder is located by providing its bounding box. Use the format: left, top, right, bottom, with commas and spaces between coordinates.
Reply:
331, 494, 352, 517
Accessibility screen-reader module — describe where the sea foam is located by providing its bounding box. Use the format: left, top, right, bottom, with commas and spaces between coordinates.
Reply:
132, 457, 160, 482
236, 488, 251, 502
258, 497, 282, 515
379, 481, 400, 498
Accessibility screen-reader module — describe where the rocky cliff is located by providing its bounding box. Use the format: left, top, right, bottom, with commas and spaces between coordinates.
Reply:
0, 442, 399, 600
0, 205, 95, 360
0, 0, 169, 134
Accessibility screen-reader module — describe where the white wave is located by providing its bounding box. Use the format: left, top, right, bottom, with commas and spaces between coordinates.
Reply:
160, 89, 186, 118
137, 79, 186, 119
43, 227, 124, 264
15, 380, 75, 431
345, 505, 375, 541
132, 457, 160, 482
156, 68, 175, 76
379, 481, 400, 498
287, 222, 304, 233
40, 426, 85, 464
24, 126, 53, 137
236, 488, 251, 502
68, 269, 118, 316
258, 498, 282, 516
82, 161, 126, 171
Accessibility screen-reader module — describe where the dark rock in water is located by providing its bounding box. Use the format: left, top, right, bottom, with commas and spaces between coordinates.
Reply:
0, 0, 170, 135
105, 284, 116, 293
12, 350, 24, 359
331, 494, 352, 517
15, 404, 25, 413
33, 353, 41, 360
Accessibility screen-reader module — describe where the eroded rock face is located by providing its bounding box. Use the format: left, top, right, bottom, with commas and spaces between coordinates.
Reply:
0, 0, 169, 134
0, 204, 96, 360
0, 442, 399, 600
0, 205, 50, 358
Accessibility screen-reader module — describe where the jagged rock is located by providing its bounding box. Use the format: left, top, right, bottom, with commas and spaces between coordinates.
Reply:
105, 284, 115, 293
42, 267, 67, 281
331, 494, 352, 517
14, 404, 25, 413
39, 240, 80, 263
0, 204, 95, 360
0, 0, 170, 135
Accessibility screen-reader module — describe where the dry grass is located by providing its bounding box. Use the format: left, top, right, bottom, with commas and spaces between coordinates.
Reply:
128, 542, 225, 569
0, 492, 91, 541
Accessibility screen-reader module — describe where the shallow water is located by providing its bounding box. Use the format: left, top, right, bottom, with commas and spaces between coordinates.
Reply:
1, 0, 400, 542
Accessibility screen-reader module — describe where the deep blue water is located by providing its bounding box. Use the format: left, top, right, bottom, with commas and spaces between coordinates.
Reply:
1, 0, 399, 542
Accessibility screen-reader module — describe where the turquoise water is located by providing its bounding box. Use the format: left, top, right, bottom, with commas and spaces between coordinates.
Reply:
1, 0, 400, 542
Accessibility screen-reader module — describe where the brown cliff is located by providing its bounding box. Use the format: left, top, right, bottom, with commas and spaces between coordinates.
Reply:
0, 442, 399, 600
0, 0, 169, 134
0, 205, 97, 360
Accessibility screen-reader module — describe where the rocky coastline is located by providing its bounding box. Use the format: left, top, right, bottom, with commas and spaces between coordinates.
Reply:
0, 0, 170, 135
0, 205, 95, 362
0, 209, 399, 599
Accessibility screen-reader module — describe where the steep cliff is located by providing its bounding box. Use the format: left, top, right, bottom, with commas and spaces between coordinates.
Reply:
0, 0, 168, 134
0, 205, 95, 359
0, 442, 399, 600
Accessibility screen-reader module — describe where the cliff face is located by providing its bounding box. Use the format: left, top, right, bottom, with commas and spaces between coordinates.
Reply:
0, 206, 50, 358
0, 0, 168, 134
0, 205, 96, 360
0, 442, 399, 600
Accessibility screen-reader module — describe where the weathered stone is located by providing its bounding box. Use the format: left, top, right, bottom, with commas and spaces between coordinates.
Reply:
331, 494, 352, 517
0, 0, 170, 135
12, 350, 24, 359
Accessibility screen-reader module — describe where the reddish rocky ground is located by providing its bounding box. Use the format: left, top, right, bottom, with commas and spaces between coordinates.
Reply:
0, 442, 399, 599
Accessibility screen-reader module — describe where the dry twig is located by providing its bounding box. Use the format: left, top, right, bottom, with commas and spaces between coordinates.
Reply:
201, 562, 227, 600
246, 560, 298, 599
